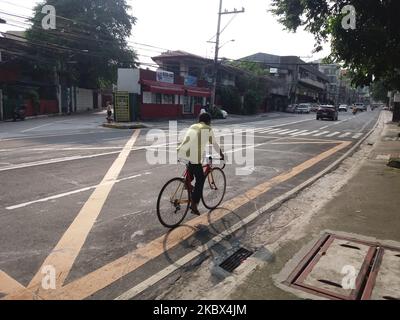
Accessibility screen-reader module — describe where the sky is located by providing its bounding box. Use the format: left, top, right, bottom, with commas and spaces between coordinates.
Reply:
0, 0, 331, 66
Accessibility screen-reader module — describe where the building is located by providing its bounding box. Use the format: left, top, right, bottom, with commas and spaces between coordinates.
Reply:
242, 53, 330, 106
0, 31, 104, 120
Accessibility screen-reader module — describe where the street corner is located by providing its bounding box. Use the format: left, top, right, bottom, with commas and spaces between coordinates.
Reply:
102, 122, 148, 129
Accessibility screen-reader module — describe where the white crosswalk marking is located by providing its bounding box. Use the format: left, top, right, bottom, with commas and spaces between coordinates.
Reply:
258, 128, 275, 133
352, 133, 363, 139
290, 130, 309, 136
271, 129, 294, 134
326, 132, 340, 137
278, 129, 299, 135
339, 132, 351, 138
313, 131, 330, 136
298, 130, 319, 136
264, 128, 286, 134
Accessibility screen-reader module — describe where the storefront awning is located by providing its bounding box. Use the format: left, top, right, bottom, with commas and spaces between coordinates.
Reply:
141, 80, 184, 95
186, 88, 211, 98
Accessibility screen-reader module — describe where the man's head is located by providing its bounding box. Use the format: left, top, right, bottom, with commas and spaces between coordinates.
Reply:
199, 112, 211, 125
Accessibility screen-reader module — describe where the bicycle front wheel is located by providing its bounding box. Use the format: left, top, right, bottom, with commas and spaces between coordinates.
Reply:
157, 178, 191, 228
202, 168, 226, 210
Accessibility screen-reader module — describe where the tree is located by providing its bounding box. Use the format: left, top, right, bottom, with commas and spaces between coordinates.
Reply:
271, 0, 400, 120
27, 0, 137, 88
370, 80, 389, 103
271, 1, 400, 86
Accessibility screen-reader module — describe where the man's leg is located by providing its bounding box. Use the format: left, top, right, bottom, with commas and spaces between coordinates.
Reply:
188, 163, 205, 214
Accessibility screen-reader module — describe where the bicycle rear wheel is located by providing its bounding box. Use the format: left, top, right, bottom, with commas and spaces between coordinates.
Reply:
157, 178, 191, 228
202, 168, 226, 210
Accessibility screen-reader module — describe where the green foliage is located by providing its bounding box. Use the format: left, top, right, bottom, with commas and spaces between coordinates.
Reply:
208, 106, 223, 119
270, 0, 400, 90
27, 0, 138, 88
243, 89, 262, 115
217, 86, 242, 114
370, 80, 389, 103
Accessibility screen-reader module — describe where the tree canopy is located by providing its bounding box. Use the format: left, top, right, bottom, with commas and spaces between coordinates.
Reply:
271, 0, 400, 90
27, 0, 137, 88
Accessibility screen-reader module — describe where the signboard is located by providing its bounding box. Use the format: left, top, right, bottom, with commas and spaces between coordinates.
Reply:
184, 75, 198, 86
156, 70, 174, 84
114, 92, 130, 122
117, 69, 140, 94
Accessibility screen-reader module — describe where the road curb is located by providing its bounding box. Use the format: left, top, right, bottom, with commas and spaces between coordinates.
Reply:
102, 122, 148, 129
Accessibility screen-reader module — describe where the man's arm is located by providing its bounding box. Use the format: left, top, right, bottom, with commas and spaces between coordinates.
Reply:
209, 129, 224, 160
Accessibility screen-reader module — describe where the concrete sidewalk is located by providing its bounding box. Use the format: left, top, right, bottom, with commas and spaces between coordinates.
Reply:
228, 114, 400, 300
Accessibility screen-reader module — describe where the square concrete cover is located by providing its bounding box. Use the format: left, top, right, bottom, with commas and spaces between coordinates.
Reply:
370, 249, 400, 300
300, 239, 370, 297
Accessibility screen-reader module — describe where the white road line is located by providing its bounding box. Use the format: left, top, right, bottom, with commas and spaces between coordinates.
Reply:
313, 131, 330, 136
339, 132, 351, 138
5, 172, 151, 210
278, 129, 299, 135
352, 133, 363, 139
267, 129, 292, 135
21, 122, 55, 133
326, 132, 341, 137
290, 130, 308, 136
271, 118, 314, 128
0, 151, 121, 172
319, 126, 329, 130
298, 130, 319, 136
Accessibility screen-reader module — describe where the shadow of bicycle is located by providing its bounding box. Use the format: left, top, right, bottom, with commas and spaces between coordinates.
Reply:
161, 206, 249, 272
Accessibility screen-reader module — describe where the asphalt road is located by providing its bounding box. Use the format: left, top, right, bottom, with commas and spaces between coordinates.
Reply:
0, 109, 381, 300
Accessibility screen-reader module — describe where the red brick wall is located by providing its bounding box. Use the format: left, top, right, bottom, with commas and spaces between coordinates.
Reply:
24, 99, 58, 116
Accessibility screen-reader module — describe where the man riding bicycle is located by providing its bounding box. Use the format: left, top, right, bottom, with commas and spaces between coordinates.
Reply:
177, 112, 225, 215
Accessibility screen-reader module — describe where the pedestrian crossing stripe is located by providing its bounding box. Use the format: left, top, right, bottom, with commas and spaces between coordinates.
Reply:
339, 132, 351, 138
326, 132, 340, 137
237, 127, 364, 140
313, 131, 330, 136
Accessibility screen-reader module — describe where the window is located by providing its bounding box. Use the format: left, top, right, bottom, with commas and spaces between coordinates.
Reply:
194, 96, 203, 105
151, 93, 162, 104
162, 94, 175, 104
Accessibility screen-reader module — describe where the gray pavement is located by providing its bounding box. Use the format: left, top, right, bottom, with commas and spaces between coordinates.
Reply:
0, 109, 382, 300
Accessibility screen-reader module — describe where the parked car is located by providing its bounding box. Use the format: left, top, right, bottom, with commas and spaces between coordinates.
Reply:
310, 104, 320, 112
316, 105, 339, 121
338, 104, 348, 112
296, 103, 311, 114
354, 103, 366, 112
285, 104, 298, 113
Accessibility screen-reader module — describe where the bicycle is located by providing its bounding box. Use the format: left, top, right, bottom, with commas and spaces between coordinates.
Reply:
156, 156, 226, 228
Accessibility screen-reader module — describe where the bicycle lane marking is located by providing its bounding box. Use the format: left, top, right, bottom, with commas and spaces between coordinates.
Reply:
26, 140, 351, 300
9, 129, 141, 298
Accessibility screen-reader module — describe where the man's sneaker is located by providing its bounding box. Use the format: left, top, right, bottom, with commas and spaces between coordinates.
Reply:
190, 206, 201, 216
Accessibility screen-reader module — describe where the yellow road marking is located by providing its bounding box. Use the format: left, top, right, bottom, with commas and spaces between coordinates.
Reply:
25, 129, 141, 296
33, 140, 351, 300
0, 271, 28, 297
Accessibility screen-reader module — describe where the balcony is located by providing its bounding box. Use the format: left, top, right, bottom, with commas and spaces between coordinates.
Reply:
298, 76, 326, 90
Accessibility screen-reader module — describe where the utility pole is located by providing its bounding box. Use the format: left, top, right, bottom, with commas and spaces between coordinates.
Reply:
210, 1, 244, 108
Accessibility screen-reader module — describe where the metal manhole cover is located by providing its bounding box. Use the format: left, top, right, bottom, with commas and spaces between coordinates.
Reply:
284, 233, 400, 300
219, 248, 253, 273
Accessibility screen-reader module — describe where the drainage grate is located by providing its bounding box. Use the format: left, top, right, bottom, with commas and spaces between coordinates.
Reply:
219, 248, 253, 272
284, 233, 400, 300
